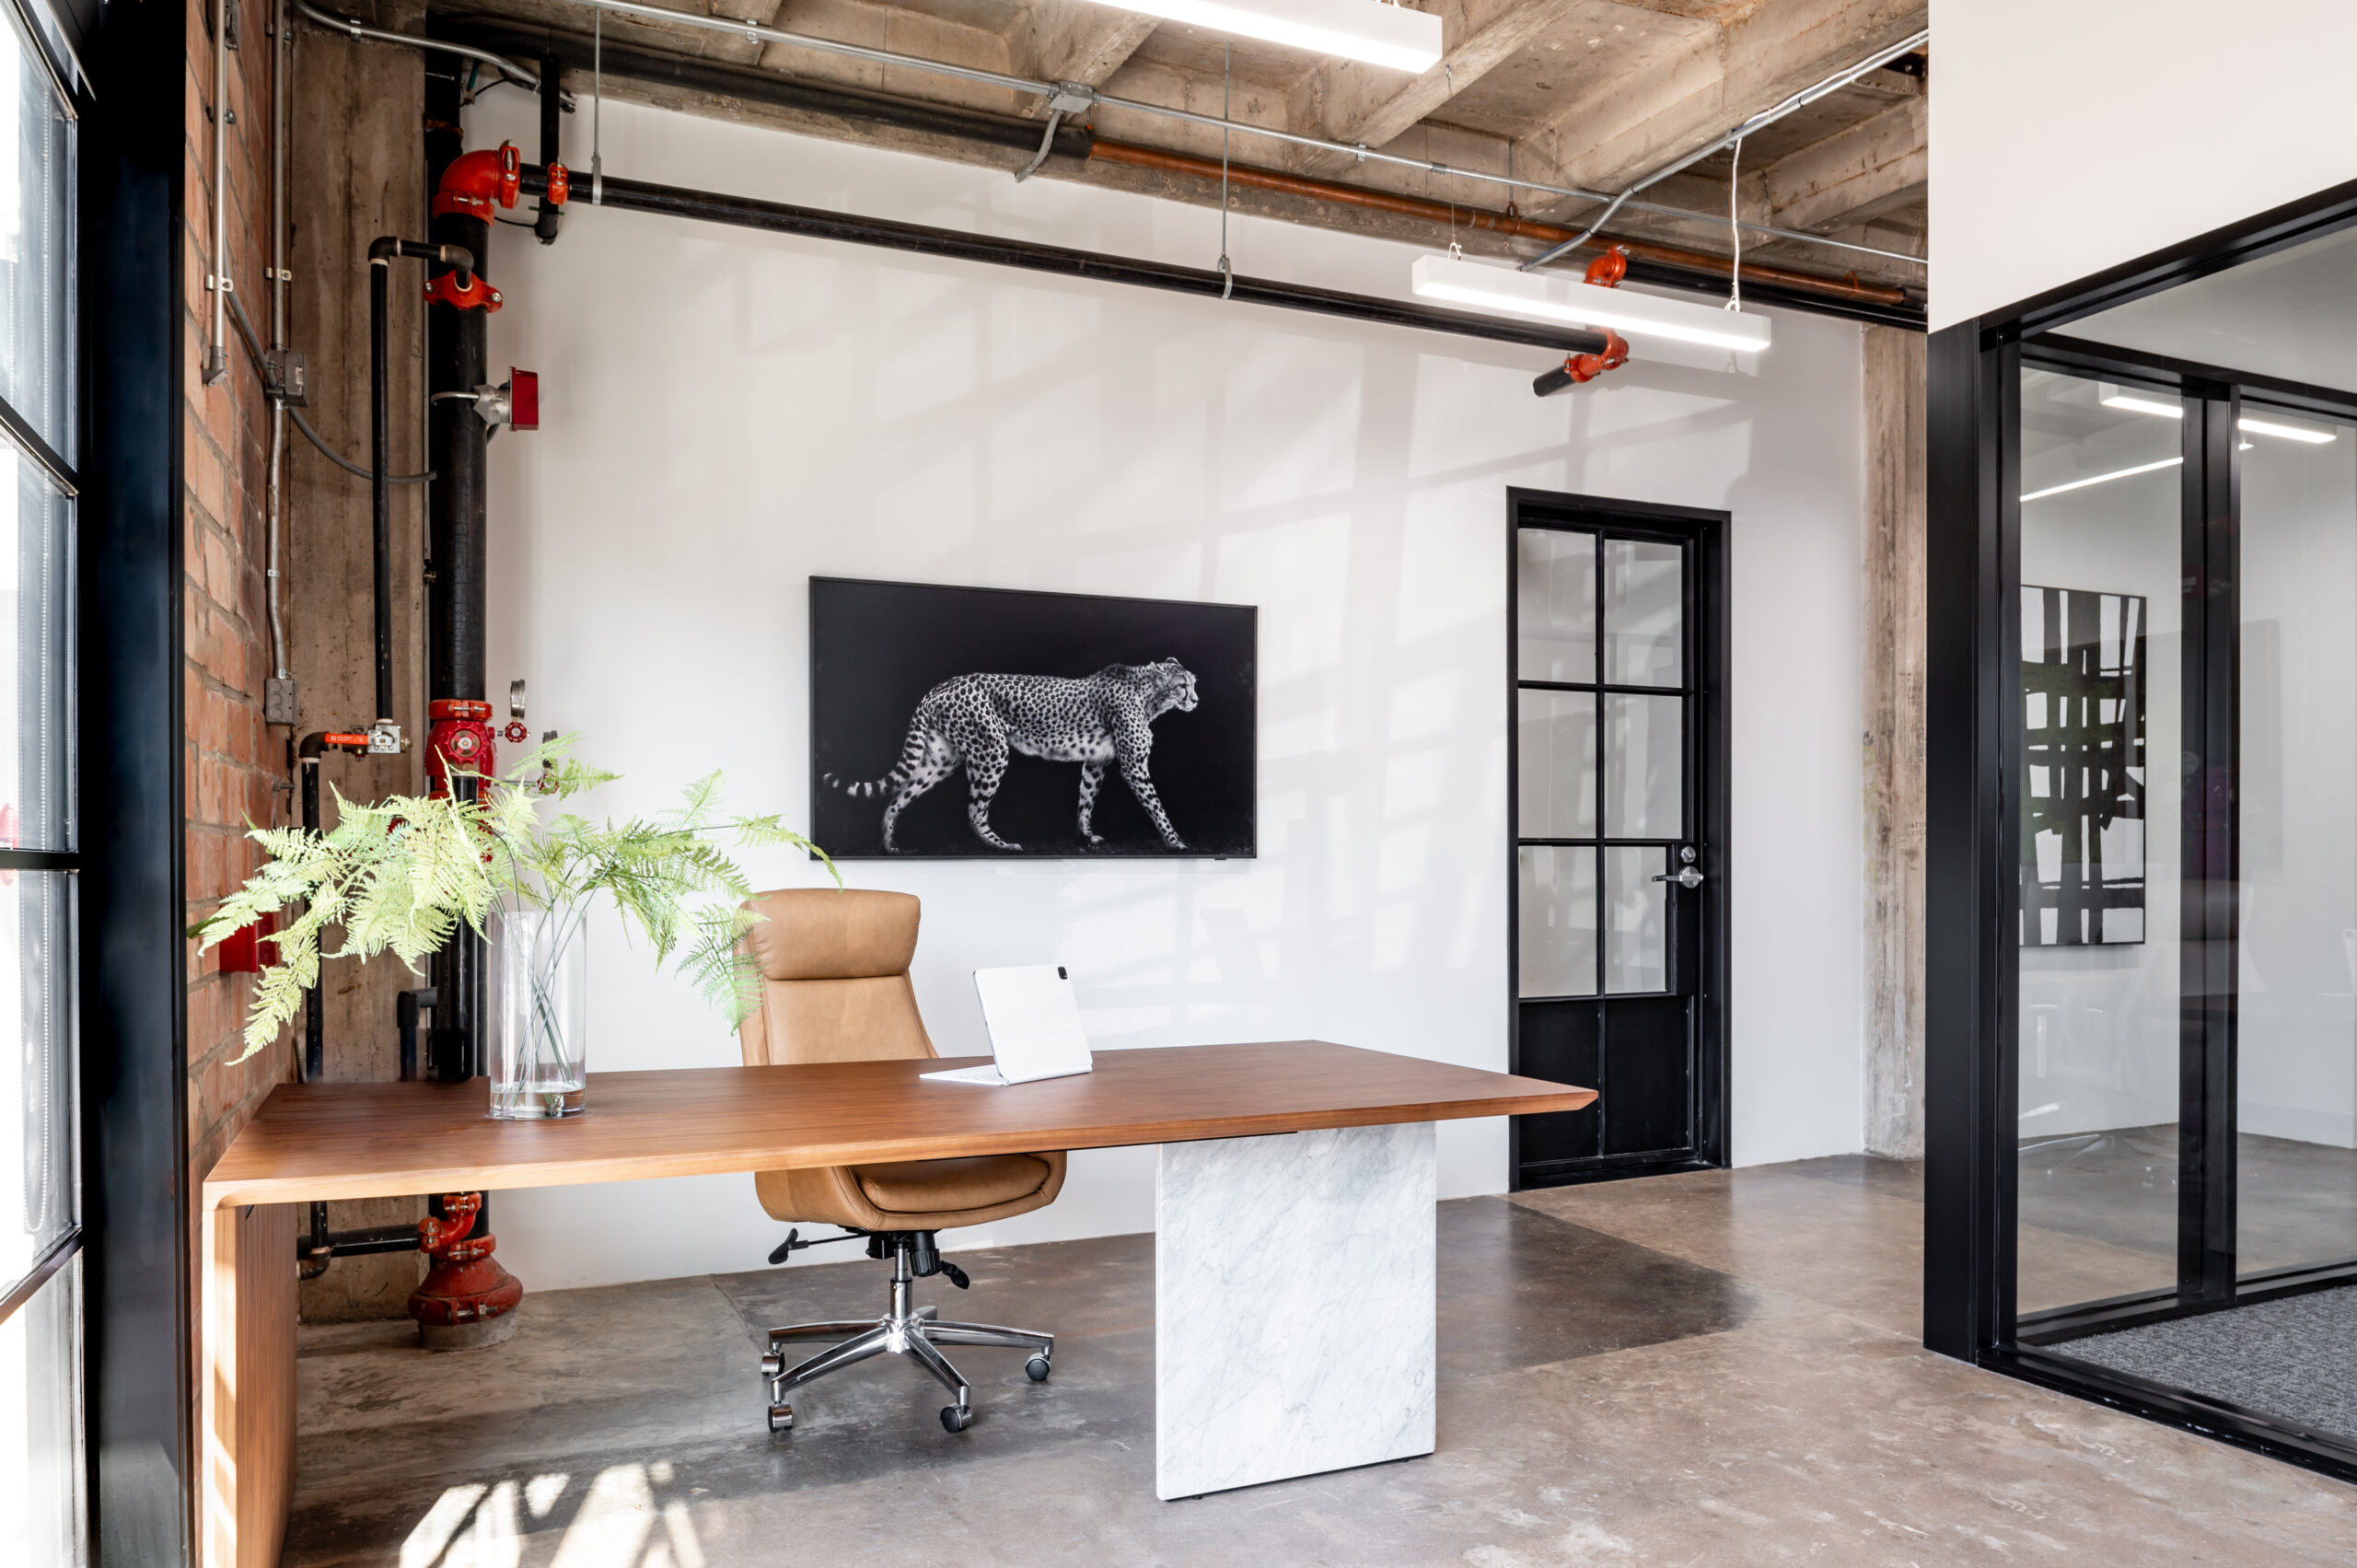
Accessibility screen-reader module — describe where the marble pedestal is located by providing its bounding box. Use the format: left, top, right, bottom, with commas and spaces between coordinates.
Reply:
1155, 1121, 1436, 1499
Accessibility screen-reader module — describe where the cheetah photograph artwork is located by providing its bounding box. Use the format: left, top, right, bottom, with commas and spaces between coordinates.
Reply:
808, 577, 1258, 859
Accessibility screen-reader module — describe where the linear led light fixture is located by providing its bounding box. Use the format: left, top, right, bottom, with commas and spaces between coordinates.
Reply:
2096, 386, 2337, 443
1410, 254, 1771, 354
1090, 0, 1443, 73
2021, 456, 2183, 504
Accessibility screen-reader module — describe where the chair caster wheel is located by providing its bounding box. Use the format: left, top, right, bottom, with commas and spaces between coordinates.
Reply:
767, 1403, 795, 1434
760, 1353, 783, 1379
940, 1404, 972, 1433
1026, 1353, 1051, 1382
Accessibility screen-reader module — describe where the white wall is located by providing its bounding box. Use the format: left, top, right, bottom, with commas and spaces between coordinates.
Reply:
466, 93, 1868, 1291
1929, 0, 2357, 331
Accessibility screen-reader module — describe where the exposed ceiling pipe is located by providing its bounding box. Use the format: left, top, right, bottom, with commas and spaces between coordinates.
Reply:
435, 17, 1915, 323
1088, 139, 1917, 318
440, 18, 1094, 166
1519, 27, 1932, 273
533, 0, 1921, 270
512, 162, 1610, 357
296, 0, 546, 88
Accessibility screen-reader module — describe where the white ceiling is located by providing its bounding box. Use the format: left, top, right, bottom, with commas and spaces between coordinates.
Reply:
2062, 222, 2357, 393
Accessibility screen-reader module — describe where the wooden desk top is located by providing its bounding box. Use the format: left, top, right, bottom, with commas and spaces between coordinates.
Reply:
202, 1040, 1595, 1208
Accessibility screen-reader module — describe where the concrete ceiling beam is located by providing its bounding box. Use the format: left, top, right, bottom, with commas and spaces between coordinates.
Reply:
1751, 91, 1924, 235
1011, 0, 1160, 96
1285, 0, 1585, 174
1519, 0, 1926, 213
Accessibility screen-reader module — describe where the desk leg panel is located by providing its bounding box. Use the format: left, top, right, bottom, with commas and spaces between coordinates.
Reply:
203, 1202, 298, 1568
1155, 1121, 1435, 1499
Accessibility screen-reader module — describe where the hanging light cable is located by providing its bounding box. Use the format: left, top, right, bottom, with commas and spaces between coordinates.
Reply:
591, 4, 605, 204
1217, 42, 1234, 299
1725, 136, 1744, 313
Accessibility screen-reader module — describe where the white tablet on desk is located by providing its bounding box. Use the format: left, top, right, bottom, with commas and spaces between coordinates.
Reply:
922, 965, 1094, 1086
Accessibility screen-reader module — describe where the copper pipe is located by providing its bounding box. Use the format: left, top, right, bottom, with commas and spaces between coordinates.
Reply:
1088, 138, 1911, 309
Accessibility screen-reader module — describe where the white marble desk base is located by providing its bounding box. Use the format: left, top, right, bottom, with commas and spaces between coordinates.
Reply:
1155, 1121, 1437, 1499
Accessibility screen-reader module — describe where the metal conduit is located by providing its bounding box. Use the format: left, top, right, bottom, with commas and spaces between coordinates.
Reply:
1088, 139, 1914, 313
542, 0, 1923, 270
1520, 28, 1930, 273
516, 162, 1608, 355
295, 0, 545, 87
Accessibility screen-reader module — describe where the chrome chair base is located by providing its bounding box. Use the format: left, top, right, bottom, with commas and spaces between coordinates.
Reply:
761, 1234, 1052, 1434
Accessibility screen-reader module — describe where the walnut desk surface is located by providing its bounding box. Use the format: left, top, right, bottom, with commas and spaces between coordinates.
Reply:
201, 1040, 1598, 1209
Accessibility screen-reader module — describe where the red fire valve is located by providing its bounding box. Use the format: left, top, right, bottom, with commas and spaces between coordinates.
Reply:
434, 142, 523, 220
426, 698, 497, 797
217, 911, 279, 974
424, 271, 504, 313
502, 721, 530, 744
408, 1192, 524, 1331
1585, 244, 1631, 288
509, 369, 539, 431
544, 163, 571, 206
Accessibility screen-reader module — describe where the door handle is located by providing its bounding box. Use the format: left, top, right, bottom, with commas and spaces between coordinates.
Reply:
1653, 866, 1705, 889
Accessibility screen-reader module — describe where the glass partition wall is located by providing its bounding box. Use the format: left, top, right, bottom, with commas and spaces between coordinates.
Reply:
1927, 223, 2357, 1478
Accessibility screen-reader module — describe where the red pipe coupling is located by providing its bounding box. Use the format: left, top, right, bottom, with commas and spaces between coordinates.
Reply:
434, 142, 522, 220
408, 1192, 525, 1330
424, 271, 504, 312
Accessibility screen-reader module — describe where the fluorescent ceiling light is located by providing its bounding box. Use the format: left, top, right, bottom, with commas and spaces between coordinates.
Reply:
1410, 254, 1772, 354
1092, 0, 1443, 73
2239, 414, 2338, 444
2097, 388, 2183, 419
2021, 456, 2183, 503
2097, 385, 2337, 444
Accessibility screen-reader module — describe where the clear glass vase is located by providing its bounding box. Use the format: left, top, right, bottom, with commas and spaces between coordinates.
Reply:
486, 904, 587, 1120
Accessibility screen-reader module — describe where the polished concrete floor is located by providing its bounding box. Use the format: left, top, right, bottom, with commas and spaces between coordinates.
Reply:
286, 1158, 2357, 1567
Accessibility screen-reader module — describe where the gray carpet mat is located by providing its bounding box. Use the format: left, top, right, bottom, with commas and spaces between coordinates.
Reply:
2068, 1284, 2357, 1440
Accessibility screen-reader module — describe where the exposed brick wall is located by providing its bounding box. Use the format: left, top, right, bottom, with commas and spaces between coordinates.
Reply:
181, 0, 293, 1272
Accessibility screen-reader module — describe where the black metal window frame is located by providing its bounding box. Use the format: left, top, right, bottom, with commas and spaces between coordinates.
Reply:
0, 0, 85, 1319
1925, 171, 2357, 1488
1505, 487, 1731, 1185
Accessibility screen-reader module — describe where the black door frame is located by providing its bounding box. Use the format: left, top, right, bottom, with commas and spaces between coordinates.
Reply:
1925, 173, 2357, 1486
1505, 487, 1730, 1189
80, 0, 195, 1559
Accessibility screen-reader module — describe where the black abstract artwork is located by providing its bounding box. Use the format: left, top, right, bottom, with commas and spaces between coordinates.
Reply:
2021, 585, 2146, 946
809, 577, 1257, 859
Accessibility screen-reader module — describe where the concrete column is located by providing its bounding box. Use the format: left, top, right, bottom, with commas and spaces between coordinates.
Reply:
284, 0, 431, 1319
1864, 325, 1927, 1159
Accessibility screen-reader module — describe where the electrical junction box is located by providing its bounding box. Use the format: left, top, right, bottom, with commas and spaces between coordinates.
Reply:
263, 678, 298, 726
264, 348, 308, 407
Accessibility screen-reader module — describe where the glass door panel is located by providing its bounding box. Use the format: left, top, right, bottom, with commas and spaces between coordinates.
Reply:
2014, 367, 2184, 1312
2235, 405, 2357, 1280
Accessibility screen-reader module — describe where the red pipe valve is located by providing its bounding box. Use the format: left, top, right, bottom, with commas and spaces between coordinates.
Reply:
434, 142, 522, 220
426, 698, 497, 797
1585, 245, 1631, 287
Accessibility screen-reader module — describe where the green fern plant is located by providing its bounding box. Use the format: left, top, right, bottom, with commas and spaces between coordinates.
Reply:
191, 737, 838, 1063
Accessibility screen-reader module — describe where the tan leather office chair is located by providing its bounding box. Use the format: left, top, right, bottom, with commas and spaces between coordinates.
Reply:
739, 888, 1063, 1434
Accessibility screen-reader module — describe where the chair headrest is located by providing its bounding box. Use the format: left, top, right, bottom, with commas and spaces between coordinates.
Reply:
741, 888, 919, 981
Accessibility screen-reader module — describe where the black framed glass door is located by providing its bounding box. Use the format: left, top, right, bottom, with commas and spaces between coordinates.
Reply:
1507, 489, 1727, 1189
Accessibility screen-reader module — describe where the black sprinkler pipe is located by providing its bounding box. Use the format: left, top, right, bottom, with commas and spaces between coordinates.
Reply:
535, 55, 564, 245
513, 164, 1609, 358
368, 236, 472, 729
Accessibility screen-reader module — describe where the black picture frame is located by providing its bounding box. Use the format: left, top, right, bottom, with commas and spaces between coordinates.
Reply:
808, 577, 1258, 861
